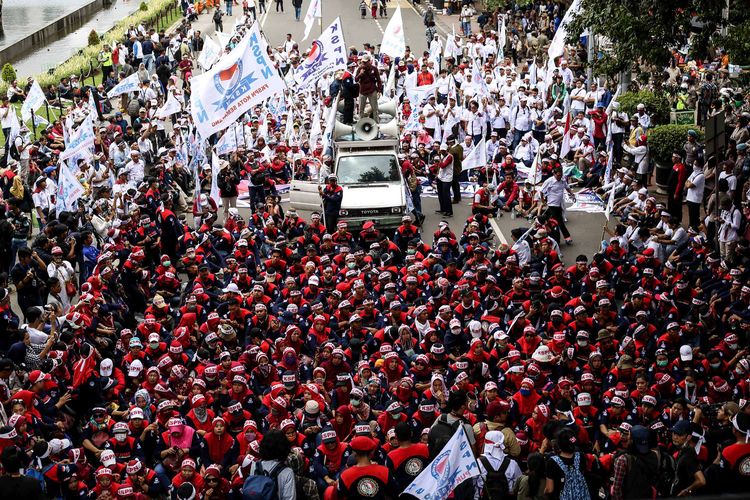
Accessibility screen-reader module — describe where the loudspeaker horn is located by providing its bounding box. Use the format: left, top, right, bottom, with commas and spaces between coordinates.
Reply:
333, 120, 356, 140
379, 118, 399, 138
378, 99, 398, 117
354, 118, 379, 141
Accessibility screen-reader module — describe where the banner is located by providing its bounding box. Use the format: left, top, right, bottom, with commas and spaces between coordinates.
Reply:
566, 188, 605, 213
191, 22, 286, 139
21, 80, 45, 123
56, 161, 86, 214
380, 6, 406, 59
198, 36, 222, 70
59, 115, 95, 161
403, 425, 479, 500
302, 0, 322, 41
106, 73, 140, 98
157, 92, 182, 119
295, 18, 347, 90
462, 138, 487, 171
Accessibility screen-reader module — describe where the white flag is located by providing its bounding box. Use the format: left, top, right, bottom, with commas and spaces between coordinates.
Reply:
302, 0, 322, 41
380, 6, 406, 59
215, 128, 238, 156
497, 15, 506, 58
384, 62, 396, 98
295, 18, 347, 90
210, 152, 222, 207
198, 36, 222, 70
309, 105, 322, 146
403, 425, 480, 500
462, 138, 487, 171
472, 57, 490, 97
59, 115, 95, 162
21, 80, 45, 123
7, 106, 21, 143
190, 23, 286, 139
216, 31, 231, 48
544, 0, 582, 90
106, 72, 141, 98
56, 161, 86, 214
321, 96, 339, 155
157, 92, 182, 119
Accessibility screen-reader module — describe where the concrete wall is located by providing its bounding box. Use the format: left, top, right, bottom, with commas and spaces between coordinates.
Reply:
0, 0, 109, 64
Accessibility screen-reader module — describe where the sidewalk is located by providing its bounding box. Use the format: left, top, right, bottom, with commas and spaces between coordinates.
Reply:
408, 1, 466, 39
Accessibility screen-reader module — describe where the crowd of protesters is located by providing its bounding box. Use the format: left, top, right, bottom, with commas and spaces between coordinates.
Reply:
1, 0, 750, 499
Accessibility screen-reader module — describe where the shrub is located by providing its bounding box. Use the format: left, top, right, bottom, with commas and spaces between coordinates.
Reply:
648, 125, 703, 166
88, 30, 100, 46
140, 1, 148, 11
1, 64, 16, 84
617, 90, 670, 126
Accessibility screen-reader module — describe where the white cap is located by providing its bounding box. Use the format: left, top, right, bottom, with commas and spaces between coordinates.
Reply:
100, 358, 113, 377
128, 360, 144, 377
679, 345, 693, 361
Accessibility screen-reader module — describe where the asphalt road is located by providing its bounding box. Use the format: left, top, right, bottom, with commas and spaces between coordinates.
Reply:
207, 0, 609, 261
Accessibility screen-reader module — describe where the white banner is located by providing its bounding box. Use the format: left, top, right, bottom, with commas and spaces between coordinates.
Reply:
106, 72, 141, 98
21, 81, 45, 123
302, 0, 322, 41
295, 18, 347, 90
403, 425, 480, 500
56, 161, 86, 214
406, 82, 439, 106
462, 137, 487, 171
157, 92, 182, 119
59, 115, 95, 161
380, 6, 406, 59
545, 0, 582, 89
191, 22, 286, 139
198, 36, 222, 70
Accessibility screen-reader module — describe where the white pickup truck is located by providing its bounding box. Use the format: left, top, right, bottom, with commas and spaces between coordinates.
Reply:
288, 139, 408, 231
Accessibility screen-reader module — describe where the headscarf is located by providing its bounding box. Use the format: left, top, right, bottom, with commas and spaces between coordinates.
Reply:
332, 405, 354, 441
483, 430, 507, 468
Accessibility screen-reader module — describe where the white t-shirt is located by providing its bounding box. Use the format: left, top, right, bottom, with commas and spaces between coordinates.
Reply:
686, 169, 705, 203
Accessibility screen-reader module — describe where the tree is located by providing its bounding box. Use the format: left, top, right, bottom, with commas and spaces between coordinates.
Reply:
567, 0, 735, 78
1, 63, 16, 84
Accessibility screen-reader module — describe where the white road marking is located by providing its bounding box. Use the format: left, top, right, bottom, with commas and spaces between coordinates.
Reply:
261, 6, 271, 27
374, 18, 385, 34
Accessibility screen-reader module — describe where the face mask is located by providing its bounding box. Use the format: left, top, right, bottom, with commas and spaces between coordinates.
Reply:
347, 262, 356, 269
519, 388, 531, 396
657, 359, 668, 367
194, 407, 207, 418
390, 412, 401, 419
710, 362, 721, 369
150, 342, 159, 349
260, 364, 271, 374
685, 382, 695, 389
577, 340, 588, 347
351, 398, 361, 407
385, 292, 395, 300
163, 260, 171, 267
115, 433, 127, 442
728, 343, 738, 350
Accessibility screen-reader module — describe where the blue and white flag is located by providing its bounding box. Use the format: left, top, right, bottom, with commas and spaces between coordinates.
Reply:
198, 35, 222, 70
191, 22, 286, 139
295, 18, 347, 90
403, 425, 480, 500
106, 72, 140, 98
59, 115, 95, 162
56, 161, 86, 214
21, 80, 46, 123
215, 126, 239, 155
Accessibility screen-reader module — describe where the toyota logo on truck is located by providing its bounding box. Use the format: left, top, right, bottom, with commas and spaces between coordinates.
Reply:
360, 209, 380, 215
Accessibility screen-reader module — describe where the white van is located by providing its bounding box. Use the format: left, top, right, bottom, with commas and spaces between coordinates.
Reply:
288, 139, 408, 230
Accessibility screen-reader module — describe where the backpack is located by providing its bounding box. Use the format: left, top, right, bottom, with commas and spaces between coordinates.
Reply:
242, 462, 286, 500
623, 453, 657, 500
656, 448, 677, 497
479, 455, 510, 500
406, 168, 418, 192
25, 466, 48, 494
550, 452, 590, 500
428, 414, 461, 459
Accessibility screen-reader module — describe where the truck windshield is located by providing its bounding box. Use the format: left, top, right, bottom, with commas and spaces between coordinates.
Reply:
336, 155, 400, 184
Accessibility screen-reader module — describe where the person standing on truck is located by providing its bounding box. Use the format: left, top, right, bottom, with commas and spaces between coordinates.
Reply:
320, 174, 344, 233
355, 54, 383, 121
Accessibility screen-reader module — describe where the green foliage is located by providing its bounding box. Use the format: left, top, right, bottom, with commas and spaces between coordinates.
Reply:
721, 17, 750, 66
1, 63, 16, 84
88, 29, 100, 47
648, 125, 703, 166
140, 1, 148, 11
617, 90, 670, 126
568, 0, 730, 78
